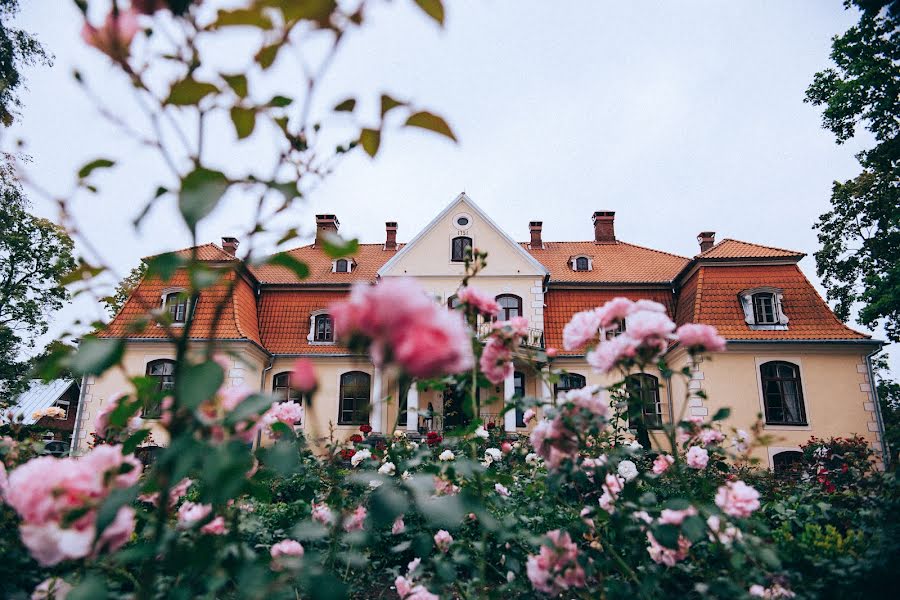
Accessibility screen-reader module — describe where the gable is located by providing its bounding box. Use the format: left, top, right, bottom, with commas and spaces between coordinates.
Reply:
378, 193, 548, 279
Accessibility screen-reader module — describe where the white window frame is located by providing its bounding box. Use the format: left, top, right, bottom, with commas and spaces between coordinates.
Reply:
754, 356, 812, 431
331, 258, 355, 273
739, 287, 789, 330
160, 287, 190, 327
308, 309, 336, 345
570, 255, 593, 272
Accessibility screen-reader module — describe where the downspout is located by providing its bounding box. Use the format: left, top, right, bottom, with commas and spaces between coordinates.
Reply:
865, 347, 890, 467
665, 372, 674, 425
69, 375, 88, 457
255, 355, 275, 450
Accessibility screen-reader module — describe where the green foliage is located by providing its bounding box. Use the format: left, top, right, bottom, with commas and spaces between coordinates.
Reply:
0, 0, 51, 126
104, 262, 148, 318
807, 1, 900, 340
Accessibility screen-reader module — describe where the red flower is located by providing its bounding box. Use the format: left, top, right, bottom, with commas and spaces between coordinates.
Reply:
340, 449, 356, 460
349, 434, 363, 443
375, 441, 387, 451
486, 422, 497, 430
359, 424, 373, 434
425, 431, 443, 447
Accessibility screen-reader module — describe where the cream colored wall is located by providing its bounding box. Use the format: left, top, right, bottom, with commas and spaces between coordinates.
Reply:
75, 342, 266, 454
666, 345, 880, 468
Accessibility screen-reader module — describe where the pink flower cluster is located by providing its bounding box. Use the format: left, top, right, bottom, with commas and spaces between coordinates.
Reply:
395, 557, 438, 600
562, 308, 602, 351
480, 316, 530, 384
675, 323, 727, 353
343, 505, 367, 532
290, 358, 318, 393
646, 531, 692, 567
5, 445, 140, 566
177, 501, 228, 535
433, 529, 453, 552
686, 446, 710, 469
749, 583, 796, 598
311, 502, 334, 526
270, 539, 304, 570
652, 454, 674, 475
526, 529, 586, 595
138, 477, 193, 508
598, 473, 625, 514
530, 387, 608, 469
330, 278, 474, 378
260, 401, 303, 437
715, 480, 761, 518
94, 393, 143, 440
456, 285, 500, 317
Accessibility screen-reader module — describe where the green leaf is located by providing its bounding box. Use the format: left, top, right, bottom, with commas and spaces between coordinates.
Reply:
256, 44, 280, 69
269, 252, 310, 279
369, 483, 406, 527
711, 407, 731, 421
165, 77, 219, 106
413, 0, 445, 25
146, 252, 185, 281
176, 361, 225, 410
68, 338, 125, 376
278, 0, 337, 22
122, 429, 151, 454
95, 486, 138, 537
334, 98, 356, 112
230, 107, 256, 139
405, 111, 457, 142
360, 128, 380, 157
224, 393, 273, 425
222, 74, 248, 98
267, 95, 293, 108
214, 8, 273, 28
178, 168, 229, 232
319, 232, 359, 258
681, 514, 707, 543
77, 158, 115, 179
67, 575, 107, 600
380, 94, 405, 118
651, 523, 681, 549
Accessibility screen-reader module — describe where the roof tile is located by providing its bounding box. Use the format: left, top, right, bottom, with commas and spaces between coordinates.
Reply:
524, 241, 689, 283
697, 239, 805, 260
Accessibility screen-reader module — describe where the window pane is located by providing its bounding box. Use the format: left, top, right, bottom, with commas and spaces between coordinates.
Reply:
336, 259, 348, 273
760, 361, 806, 425
575, 257, 588, 271
451, 237, 472, 262
497, 295, 522, 320
339, 372, 370, 424
315, 315, 333, 341
145, 360, 175, 419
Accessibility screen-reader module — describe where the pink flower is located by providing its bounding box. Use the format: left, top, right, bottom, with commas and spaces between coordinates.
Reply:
646, 531, 691, 566
177, 502, 212, 528
270, 539, 304, 570
686, 446, 709, 469
394, 308, 475, 378
626, 310, 675, 346
652, 454, 675, 475
19, 522, 94, 567
676, 323, 727, 352
456, 286, 500, 317
94, 506, 136, 555
522, 408, 536, 424
344, 505, 367, 532
480, 336, 513, 385
31, 577, 73, 600
632, 299, 667, 314
546, 346, 558, 357
311, 502, 334, 526
261, 401, 303, 436
290, 358, 318, 392
526, 530, 586, 595
658, 506, 697, 526
585, 333, 640, 374
597, 297, 633, 328
433, 477, 460, 496
495, 316, 529, 337
494, 483, 510, 497
200, 516, 228, 535
559, 386, 607, 417
699, 429, 725, 446
81, 8, 141, 62
715, 481, 761, 518
392, 516, 406, 535
434, 529, 453, 552
501, 442, 512, 454
707, 515, 742, 545
139, 477, 194, 508
562, 309, 602, 350
94, 393, 143, 437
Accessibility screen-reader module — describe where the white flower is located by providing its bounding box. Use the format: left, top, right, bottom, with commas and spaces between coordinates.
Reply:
410, 442, 419, 450
369, 480, 382, 489
474, 426, 489, 439
484, 448, 502, 463
438, 449, 455, 461
350, 448, 371, 467
378, 462, 396, 475
627, 440, 643, 451
732, 429, 750, 453
401, 470, 411, 480
617, 460, 639, 482
506, 571, 515, 583
525, 452, 539, 465
494, 483, 510, 497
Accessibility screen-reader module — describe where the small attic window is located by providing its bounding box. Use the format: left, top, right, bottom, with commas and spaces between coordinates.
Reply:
333, 258, 354, 273
739, 287, 789, 330
161, 289, 189, 325
571, 256, 592, 272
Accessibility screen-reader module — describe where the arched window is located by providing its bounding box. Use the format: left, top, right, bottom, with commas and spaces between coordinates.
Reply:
760, 361, 807, 425
314, 314, 333, 342
272, 372, 301, 403
626, 374, 662, 429
555, 372, 586, 396
496, 294, 522, 320
335, 258, 350, 273
752, 292, 777, 325
145, 359, 175, 419
451, 236, 472, 262
339, 371, 371, 425
574, 256, 589, 271
772, 450, 803, 476
514, 371, 526, 427
163, 291, 189, 324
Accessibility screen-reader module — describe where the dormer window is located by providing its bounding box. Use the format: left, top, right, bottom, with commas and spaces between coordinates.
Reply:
571, 256, 592, 272
308, 310, 335, 343
739, 287, 789, 330
604, 320, 626, 340
162, 290, 189, 324
451, 236, 472, 262
332, 258, 355, 273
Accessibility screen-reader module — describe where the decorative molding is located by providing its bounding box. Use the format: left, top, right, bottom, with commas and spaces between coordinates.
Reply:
739, 287, 789, 327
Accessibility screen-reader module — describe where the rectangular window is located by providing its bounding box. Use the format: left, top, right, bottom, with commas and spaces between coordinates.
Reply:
753, 293, 776, 324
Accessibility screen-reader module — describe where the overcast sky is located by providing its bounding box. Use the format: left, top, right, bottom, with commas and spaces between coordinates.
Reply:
7, 1, 895, 373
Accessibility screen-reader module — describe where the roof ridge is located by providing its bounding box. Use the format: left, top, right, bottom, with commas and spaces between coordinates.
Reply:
521, 240, 691, 262
699, 238, 804, 258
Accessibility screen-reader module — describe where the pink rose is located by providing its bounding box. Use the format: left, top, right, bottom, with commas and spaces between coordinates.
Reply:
562, 309, 602, 351
261, 401, 303, 435
626, 310, 675, 346
456, 286, 500, 317
522, 408, 536, 424
433, 529, 453, 552
686, 446, 709, 469
392, 516, 406, 535
494, 483, 510, 497
646, 531, 691, 566
715, 481, 761, 518
652, 454, 674, 475
526, 530, 585, 595
479, 336, 513, 385
343, 505, 367, 532
658, 506, 697, 526
311, 503, 334, 526
676, 323, 727, 353
270, 539, 304, 570
290, 358, 318, 392
597, 297, 633, 328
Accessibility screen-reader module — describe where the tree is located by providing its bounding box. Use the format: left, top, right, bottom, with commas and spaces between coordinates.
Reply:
0, 169, 75, 400
0, 0, 51, 126
806, 0, 899, 341
104, 262, 147, 318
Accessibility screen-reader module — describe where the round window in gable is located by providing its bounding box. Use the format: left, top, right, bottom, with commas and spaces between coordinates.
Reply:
456, 216, 469, 226
453, 212, 473, 231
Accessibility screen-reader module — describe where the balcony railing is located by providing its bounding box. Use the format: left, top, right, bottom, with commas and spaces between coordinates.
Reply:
477, 322, 544, 349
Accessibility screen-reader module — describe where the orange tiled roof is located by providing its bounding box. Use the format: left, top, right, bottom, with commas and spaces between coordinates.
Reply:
100, 270, 262, 346
258, 290, 354, 354
697, 239, 805, 260
525, 241, 689, 284
544, 289, 677, 355
684, 264, 868, 340
142, 243, 237, 262
250, 243, 401, 285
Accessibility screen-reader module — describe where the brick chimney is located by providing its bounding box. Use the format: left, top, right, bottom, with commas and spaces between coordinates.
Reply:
529, 221, 543, 248
697, 231, 715, 253
221, 236, 239, 256
385, 221, 398, 250
592, 211, 615, 244
315, 214, 339, 244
